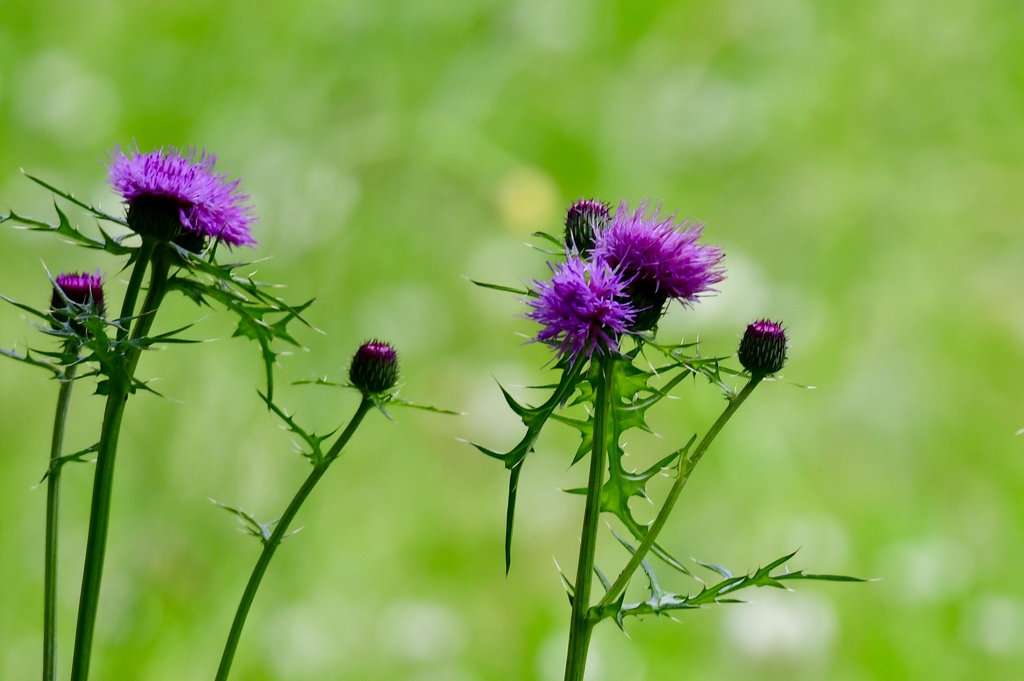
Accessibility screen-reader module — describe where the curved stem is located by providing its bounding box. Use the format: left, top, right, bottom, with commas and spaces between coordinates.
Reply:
563, 355, 614, 681
214, 396, 374, 681
595, 375, 763, 613
42, 357, 79, 681
70, 241, 171, 681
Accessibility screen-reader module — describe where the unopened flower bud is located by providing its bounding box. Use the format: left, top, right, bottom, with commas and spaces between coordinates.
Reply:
51, 272, 105, 333
564, 199, 609, 255
349, 340, 399, 394
738, 319, 787, 376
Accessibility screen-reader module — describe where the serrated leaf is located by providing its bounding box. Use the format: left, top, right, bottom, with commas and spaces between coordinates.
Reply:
475, 360, 587, 572
211, 499, 278, 544
603, 551, 866, 623
23, 172, 128, 226
166, 266, 316, 400
292, 376, 347, 388
468, 442, 504, 462
550, 412, 593, 465
499, 384, 533, 418
258, 390, 333, 465
646, 340, 742, 396
775, 571, 869, 584
612, 528, 666, 597
581, 356, 697, 575
530, 230, 564, 248
2, 294, 56, 323
470, 280, 534, 296
387, 398, 461, 415
0, 346, 64, 378
554, 557, 575, 605
2, 183, 134, 255
693, 559, 734, 580
594, 565, 612, 593
37, 442, 99, 483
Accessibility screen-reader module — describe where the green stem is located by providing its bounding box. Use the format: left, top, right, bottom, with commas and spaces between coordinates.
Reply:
68, 374, 129, 681
595, 375, 763, 613
214, 396, 374, 681
563, 355, 614, 681
42, 357, 79, 681
116, 240, 155, 342
124, 246, 171, 376
70, 241, 171, 681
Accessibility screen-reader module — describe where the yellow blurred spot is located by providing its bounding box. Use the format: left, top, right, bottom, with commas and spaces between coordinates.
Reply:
495, 167, 561, 235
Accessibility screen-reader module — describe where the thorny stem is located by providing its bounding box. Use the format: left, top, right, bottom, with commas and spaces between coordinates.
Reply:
42, 356, 79, 681
595, 375, 763, 614
214, 396, 374, 681
563, 354, 614, 681
70, 241, 172, 681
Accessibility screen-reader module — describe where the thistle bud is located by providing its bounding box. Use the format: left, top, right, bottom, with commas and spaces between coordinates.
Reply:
564, 199, 609, 255
738, 319, 787, 376
349, 340, 399, 394
51, 272, 105, 333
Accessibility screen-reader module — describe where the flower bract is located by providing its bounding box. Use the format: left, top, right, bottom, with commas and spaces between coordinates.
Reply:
564, 199, 610, 255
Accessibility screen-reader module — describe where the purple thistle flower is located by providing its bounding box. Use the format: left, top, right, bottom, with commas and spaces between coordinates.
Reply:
527, 255, 635, 362
349, 340, 400, 394
591, 200, 725, 329
51, 271, 105, 333
738, 319, 788, 376
107, 145, 256, 247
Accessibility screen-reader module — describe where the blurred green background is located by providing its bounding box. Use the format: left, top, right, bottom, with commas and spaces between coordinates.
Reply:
2, 0, 1023, 679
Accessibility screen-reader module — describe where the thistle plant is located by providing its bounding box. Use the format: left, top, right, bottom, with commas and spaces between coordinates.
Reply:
40, 272, 105, 681
475, 198, 863, 681
1, 147, 448, 681
214, 339, 419, 681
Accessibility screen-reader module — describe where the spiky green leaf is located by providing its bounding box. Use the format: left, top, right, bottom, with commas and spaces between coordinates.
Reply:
473, 360, 587, 571
257, 390, 333, 465
211, 499, 279, 544
595, 550, 867, 623
470, 280, 534, 296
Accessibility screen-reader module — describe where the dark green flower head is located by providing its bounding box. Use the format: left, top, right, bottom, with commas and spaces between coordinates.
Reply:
564, 199, 610, 255
738, 319, 787, 376
125, 193, 189, 242
622, 277, 668, 333
349, 340, 400, 394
